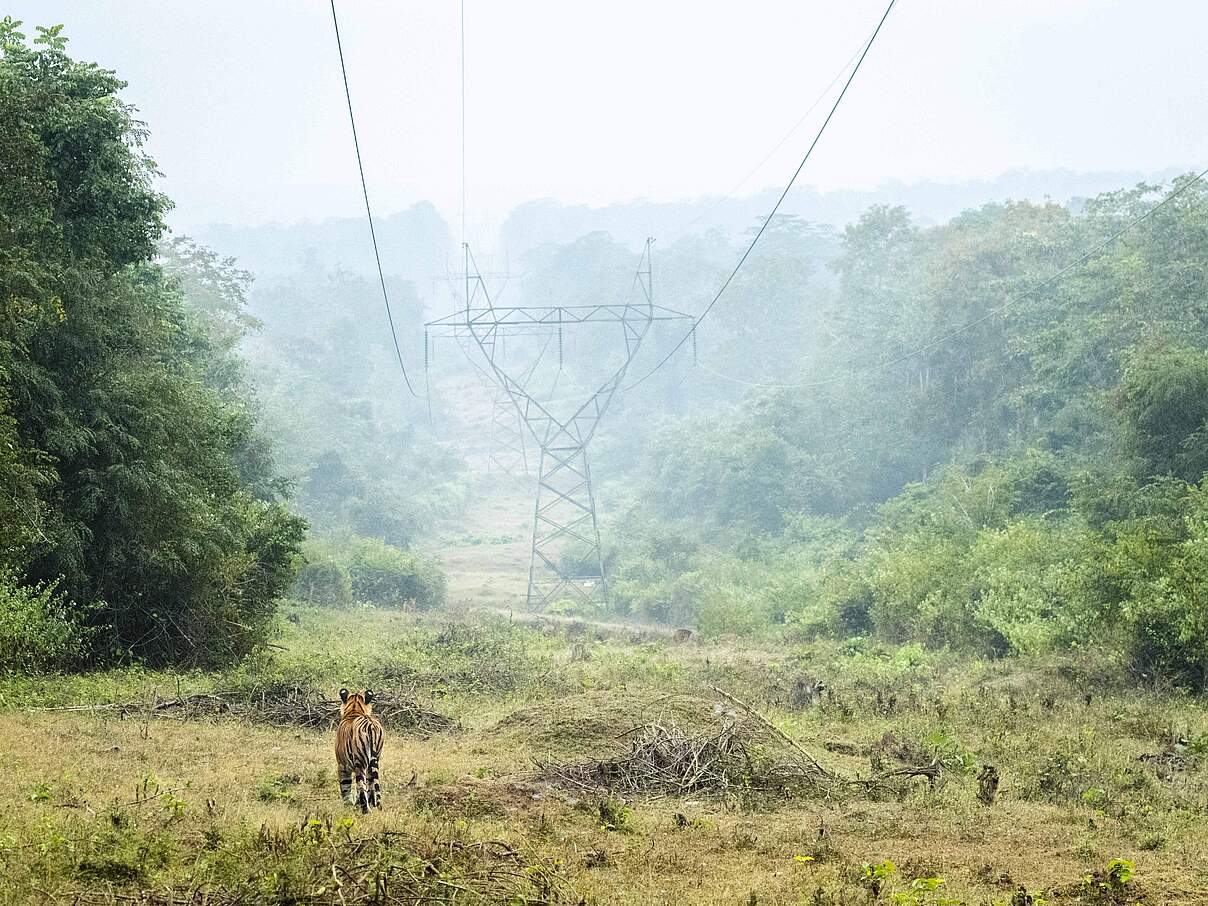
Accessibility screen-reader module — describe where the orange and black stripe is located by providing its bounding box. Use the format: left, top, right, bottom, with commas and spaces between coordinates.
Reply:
336, 688, 384, 811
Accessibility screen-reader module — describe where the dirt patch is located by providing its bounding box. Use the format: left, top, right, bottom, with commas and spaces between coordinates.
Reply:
411, 779, 549, 818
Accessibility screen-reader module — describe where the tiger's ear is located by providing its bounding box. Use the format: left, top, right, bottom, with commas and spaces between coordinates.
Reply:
364, 689, 375, 704
339, 688, 349, 703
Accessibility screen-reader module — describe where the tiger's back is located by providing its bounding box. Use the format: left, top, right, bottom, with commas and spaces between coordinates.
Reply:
336, 688, 384, 811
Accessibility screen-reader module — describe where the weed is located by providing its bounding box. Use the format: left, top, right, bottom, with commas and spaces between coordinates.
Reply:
160, 791, 188, 822
1062, 857, 1140, 904
597, 798, 633, 833
860, 859, 897, 897
255, 772, 301, 802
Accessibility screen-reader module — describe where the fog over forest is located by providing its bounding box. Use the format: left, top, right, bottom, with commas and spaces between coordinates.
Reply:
3, 4, 1208, 903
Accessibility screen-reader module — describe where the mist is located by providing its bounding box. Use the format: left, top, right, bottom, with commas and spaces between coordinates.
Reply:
3, 4, 1208, 901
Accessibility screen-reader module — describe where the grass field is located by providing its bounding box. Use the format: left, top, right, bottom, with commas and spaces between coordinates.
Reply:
1, 606, 1206, 905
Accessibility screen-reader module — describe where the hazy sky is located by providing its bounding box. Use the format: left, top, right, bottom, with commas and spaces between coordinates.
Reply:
12, 1, 1206, 244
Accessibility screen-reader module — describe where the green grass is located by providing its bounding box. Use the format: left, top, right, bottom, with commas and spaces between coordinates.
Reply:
1, 605, 1207, 904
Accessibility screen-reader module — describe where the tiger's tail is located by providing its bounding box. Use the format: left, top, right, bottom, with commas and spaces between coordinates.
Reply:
368, 751, 382, 809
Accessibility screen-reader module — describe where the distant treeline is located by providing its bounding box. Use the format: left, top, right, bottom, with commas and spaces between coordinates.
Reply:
599, 178, 1208, 690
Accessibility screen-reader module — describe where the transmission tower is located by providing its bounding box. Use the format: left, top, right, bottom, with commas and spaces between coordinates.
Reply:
429, 262, 534, 485
426, 241, 693, 607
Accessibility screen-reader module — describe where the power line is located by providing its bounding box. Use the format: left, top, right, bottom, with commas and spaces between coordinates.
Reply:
460, 0, 467, 249
702, 168, 1208, 391
329, 0, 419, 397
622, 0, 898, 393
669, 31, 874, 242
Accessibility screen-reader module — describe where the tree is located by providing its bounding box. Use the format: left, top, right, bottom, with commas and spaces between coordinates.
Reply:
0, 20, 305, 664
1118, 346, 1208, 483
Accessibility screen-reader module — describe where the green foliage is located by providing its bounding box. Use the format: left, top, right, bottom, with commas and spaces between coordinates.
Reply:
291, 556, 353, 608
1096, 485, 1208, 689
608, 174, 1208, 686
0, 23, 305, 665
347, 538, 446, 610
302, 537, 446, 611
627, 174, 1208, 527
255, 772, 301, 803
0, 570, 93, 673
1118, 345, 1208, 482
1104, 858, 1135, 887
597, 798, 634, 834
0, 394, 51, 571
818, 462, 1208, 685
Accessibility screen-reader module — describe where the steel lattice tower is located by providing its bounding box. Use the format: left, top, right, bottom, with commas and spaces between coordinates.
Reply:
426, 241, 692, 607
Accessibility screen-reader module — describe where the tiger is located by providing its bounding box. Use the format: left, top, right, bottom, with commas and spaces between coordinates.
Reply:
336, 687, 384, 812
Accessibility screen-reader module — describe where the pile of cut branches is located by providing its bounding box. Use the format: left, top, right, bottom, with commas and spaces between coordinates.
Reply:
539, 686, 942, 802
541, 717, 829, 799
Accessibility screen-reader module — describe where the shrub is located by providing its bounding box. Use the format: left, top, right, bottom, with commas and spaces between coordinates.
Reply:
0, 572, 94, 673
809, 563, 875, 637
1121, 579, 1208, 690
1060, 483, 1208, 690
291, 557, 353, 608
302, 536, 446, 610
694, 579, 769, 638
347, 538, 446, 610
967, 518, 1083, 655
865, 535, 994, 651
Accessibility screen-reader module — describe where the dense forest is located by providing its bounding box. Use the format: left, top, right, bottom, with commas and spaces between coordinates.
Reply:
0, 22, 447, 670
599, 182, 1208, 690
4, 20, 1208, 693
0, 21, 307, 667
6, 12, 1208, 905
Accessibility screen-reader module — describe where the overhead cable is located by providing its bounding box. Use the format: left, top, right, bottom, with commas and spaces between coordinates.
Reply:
622, 0, 898, 393
330, 0, 419, 396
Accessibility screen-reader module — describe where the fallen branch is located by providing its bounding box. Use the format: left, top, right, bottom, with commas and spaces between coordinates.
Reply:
709, 684, 830, 776
27, 688, 454, 734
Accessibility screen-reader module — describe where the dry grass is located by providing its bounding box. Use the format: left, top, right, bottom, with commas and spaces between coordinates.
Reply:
30, 687, 453, 734
2, 609, 1208, 904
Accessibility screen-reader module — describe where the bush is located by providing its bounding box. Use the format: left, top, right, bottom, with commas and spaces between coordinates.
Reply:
1122, 578, 1208, 690
967, 518, 1083, 655
1090, 488, 1208, 690
348, 538, 446, 610
865, 536, 994, 651
302, 537, 446, 610
0, 572, 94, 673
291, 557, 353, 607
810, 564, 875, 637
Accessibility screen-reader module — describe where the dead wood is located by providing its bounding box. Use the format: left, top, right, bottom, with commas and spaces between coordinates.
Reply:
31, 687, 453, 734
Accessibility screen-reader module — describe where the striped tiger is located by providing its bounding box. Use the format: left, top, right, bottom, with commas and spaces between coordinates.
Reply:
336, 687, 384, 812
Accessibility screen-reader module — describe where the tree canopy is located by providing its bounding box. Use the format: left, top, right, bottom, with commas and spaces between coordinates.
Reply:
0, 19, 304, 665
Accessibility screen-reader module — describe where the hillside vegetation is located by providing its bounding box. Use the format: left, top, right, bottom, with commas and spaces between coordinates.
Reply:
597, 181, 1208, 692
2, 17, 1208, 906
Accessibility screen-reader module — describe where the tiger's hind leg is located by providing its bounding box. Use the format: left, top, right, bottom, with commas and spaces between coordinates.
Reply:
338, 766, 355, 806
354, 767, 369, 814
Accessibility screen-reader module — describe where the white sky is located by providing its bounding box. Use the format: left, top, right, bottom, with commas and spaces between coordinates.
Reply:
12, 0, 1207, 244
